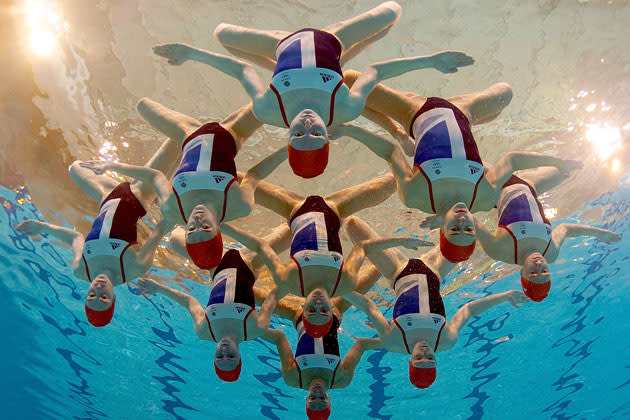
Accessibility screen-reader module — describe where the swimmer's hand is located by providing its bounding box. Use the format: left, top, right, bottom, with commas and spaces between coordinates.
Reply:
153, 43, 191, 66
505, 290, 529, 308
402, 237, 434, 250
597, 229, 622, 244
79, 160, 111, 175
15, 219, 46, 238
136, 277, 161, 295
327, 124, 351, 140
420, 215, 442, 230
430, 51, 474, 74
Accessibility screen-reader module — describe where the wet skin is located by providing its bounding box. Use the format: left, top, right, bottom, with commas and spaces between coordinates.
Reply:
186, 204, 219, 244
441, 202, 475, 246
521, 252, 551, 284
85, 274, 115, 311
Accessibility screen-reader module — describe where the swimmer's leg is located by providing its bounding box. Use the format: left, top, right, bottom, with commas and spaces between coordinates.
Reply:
68, 160, 119, 203
325, 173, 395, 219
214, 23, 289, 72
343, 215, 407, 283
254, 179, 305, 220
344, 69, 424, 131
254, 286, 303, 323
516, 167, 569, 195
447, 82, 513, 125
137, 97, 202, 146
324, 1, 402, 64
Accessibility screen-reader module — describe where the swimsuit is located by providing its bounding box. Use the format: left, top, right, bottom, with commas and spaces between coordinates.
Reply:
498, 175, 552, 264
172, 123, 237, 223
289, 196, 344, 297
410, 98, 484, 213
270, 29, 344, 127
82, 182, 146, 282
392, 259, 446, 353
294, 315, 341, 389
204, 249, 256, 342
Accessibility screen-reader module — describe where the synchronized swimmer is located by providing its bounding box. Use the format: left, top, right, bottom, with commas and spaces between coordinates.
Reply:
14, 2, 621, 420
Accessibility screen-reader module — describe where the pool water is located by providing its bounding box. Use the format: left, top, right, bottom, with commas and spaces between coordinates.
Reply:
2, 1, 630, 419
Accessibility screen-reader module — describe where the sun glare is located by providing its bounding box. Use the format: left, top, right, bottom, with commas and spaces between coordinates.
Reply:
585, 125, 622, 160
22, 0, 64, 57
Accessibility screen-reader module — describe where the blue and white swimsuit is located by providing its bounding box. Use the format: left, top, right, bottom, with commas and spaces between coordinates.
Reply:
294, 316, 341, 389
289, 196, 344, 297
392, 259, 446, 353
270, 29, 344, 127
410, 98, 484, 213
498, 175, 552, 264
82, 182, 146, 282
204, 250, 256, 342
172, 123, 237, 223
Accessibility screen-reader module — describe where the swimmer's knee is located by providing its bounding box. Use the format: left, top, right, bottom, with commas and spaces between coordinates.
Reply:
214, 23, 238, 43
343, 69, 361, 85
68, 160, 82, 174
380, 1, 403, 21
493, 82, 514, 106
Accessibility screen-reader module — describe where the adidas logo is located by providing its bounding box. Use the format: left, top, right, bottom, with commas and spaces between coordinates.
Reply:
333, 255, 340, 262
433, 317, 441, 324
327, 358, 335, 364
236, 307, 244, 313
320, 73, 334, 83
111, 243, 121, 250
470, 166, 480, 175
213, 175, 226, 183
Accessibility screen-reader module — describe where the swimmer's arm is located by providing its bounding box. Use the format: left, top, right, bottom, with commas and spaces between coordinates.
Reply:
221, 223, 286, 278
486, 153, 580, 189
335, 337, 382, 387
441, 290, 528, 350
362, 237, 431, 279
361, 108, 415, 157
237, 147, 289, 217
181, 45, 267, 100
16, 220, 86, 267
349, 51, 474, 104
263, 329, 298, 380
334, 124, 413, 181
472, 217, 504, 260
342, 292, 391, 337
550, 224, 621, 256
137, 218, 173, 266
253, 286, 283, 333
137, 277, 207, 336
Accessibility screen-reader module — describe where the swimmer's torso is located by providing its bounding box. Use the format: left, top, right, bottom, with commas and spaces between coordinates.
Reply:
404, 98, 496, 214
202, 249, 256, 342
257, 29, 356, 127
497, 176, 552, 264
168, 123, 239, 223
288, 196, 348, 296
384, 259, 446, 353
290, 315, 341, 389
80, 182, 146, 284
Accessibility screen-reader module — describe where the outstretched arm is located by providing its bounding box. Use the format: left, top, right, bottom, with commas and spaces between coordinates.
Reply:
15, 220, 86, 272
136, 277, 208, 338
263, 329, 298, 381
335, 337, 382, 387
441, 290, 528, 350
153, 43, 266, 100
360, 107, 415, 157
79, 160, 171, 204
342, 292, 392, 337
221, 223, 286, 277
349, 51, 474, 105
137, 217, 174, 267
236, 147, 289, 218
485, 153, 581, 189
473, 217, 504, 260
331, 124, 413, 183
549, 223, 621, 261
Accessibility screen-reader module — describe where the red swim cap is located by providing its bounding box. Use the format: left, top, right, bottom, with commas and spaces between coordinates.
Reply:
306, 403, 331, 420
214, 359, 242, 382
288, 142, 329, 179
302, 313, 333, 338
84, 300, 116, 328
186, 232, 223, 269
439, 230, 476, 263
521, 277, 551, 302
409, 362, 437, 389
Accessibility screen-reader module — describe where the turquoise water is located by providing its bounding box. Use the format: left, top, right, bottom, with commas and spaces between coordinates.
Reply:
4, 0, 630, 419
2, 182, 629, 419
